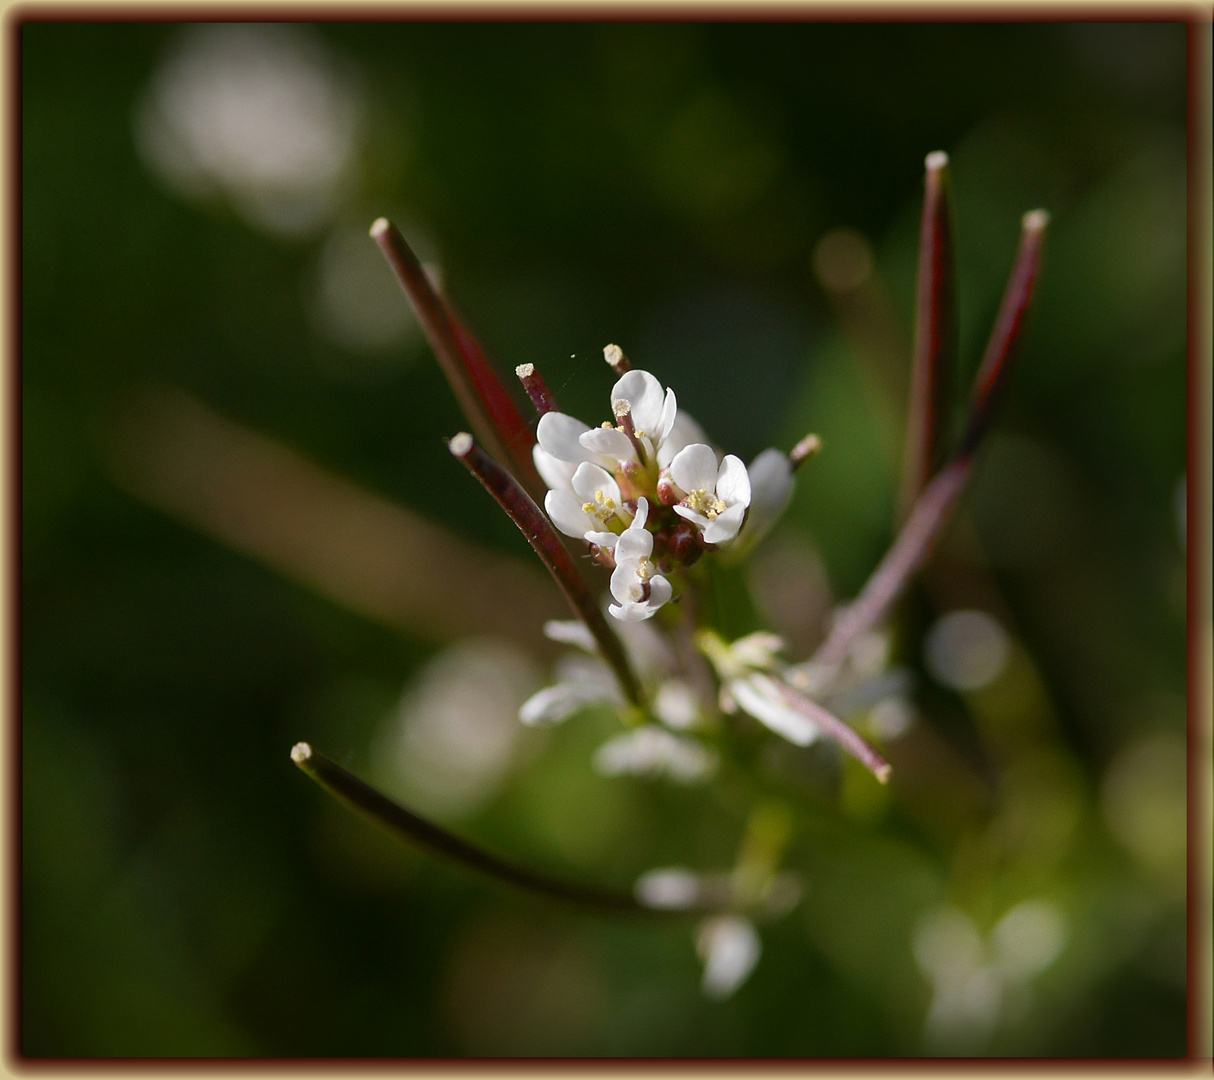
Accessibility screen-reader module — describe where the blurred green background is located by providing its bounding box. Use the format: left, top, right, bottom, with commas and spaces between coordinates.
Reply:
22, 22, 1189, 1056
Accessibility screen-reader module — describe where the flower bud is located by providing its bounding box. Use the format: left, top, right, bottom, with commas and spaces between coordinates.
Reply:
656, 473, 680, 506
669, 520, 704, 567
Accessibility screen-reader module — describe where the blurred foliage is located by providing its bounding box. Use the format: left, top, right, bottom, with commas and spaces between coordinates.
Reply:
21, 21, 1189, 1056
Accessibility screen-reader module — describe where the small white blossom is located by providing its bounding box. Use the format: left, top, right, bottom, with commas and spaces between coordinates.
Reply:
608, 498, 673, 621
577, 369, 678, 467
592, 724, 718, 782
669, 443, 752, 545
696, 916, 762, 1000
543, 461, 633, 543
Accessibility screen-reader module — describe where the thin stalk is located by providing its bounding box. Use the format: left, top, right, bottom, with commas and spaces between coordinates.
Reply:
603, 343, 631, 375
789, 433, 822, 471
291, 743, 703, 915
812, 457, 972, 675
515, 363, 560, 415
958, 209, 1050, 457
370, 218, 543, 498
898, 151, 957, 522
768, 677, 892, 783
811, 209, 1049, 680
448, 432, 643, 707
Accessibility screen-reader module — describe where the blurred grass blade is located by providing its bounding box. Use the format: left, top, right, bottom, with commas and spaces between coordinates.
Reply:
448, 431, 644, 707
370, 217, 544, 498
898, 151, 957, 521
957, 209, 1050, 458
291, 743, 663, 914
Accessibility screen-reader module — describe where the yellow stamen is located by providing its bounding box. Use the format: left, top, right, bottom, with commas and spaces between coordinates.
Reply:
685, 488, 727, 520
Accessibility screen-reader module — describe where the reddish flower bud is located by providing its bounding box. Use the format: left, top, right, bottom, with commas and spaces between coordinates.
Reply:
657, 474, 680, 506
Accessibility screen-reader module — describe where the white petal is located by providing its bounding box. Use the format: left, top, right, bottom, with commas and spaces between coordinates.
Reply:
728, 675, 818, 746
537, 412, 593, 463
672, 504, 711, 531
519, 681, 609, 725
715, 454, 751, 508
697, 917, 761, 1000
570, 462, 621, 506
670, 443, 719, 494
658, 410, 709, 469
612, 369, 665, 433
614, 526, 654, 563
594, 726, 716, 781
609, 562, 642, 605
579, 426, 636, 462
584, 530, 618, 549
533, 444, 577, 492
632, 496, 650, 530
657, 388, 678, 444
646, 573, 672, 609
701, 502, 746, 545
545, 490, 593, 539
542, 620, 597, 652
609, 601, 653, 622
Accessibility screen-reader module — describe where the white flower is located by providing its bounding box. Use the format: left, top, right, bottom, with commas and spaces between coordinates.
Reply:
543, 461, 633, 544
577, 369, 678, 467
592, 725, 717, 782
669, 443, 752, 545
608, 498, 673, 621
696, 916, 762, 1000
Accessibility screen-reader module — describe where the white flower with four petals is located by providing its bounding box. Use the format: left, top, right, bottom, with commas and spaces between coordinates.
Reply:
669, 443, 753, 545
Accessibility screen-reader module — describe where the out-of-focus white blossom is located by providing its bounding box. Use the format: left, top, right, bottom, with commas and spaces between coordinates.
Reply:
696, 916, 762, 1000
652, 678, 701, 730
135, 24, 362, 236
518, 654, 621, 726
727, 447, 795, 558
914, 900, 1069, 1051
634, 866, 702, 910
593, 725, 717, 782
727, 672, 820, 746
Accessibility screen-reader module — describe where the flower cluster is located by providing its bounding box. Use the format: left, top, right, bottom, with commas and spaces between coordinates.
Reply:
533, 349, 793, 623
